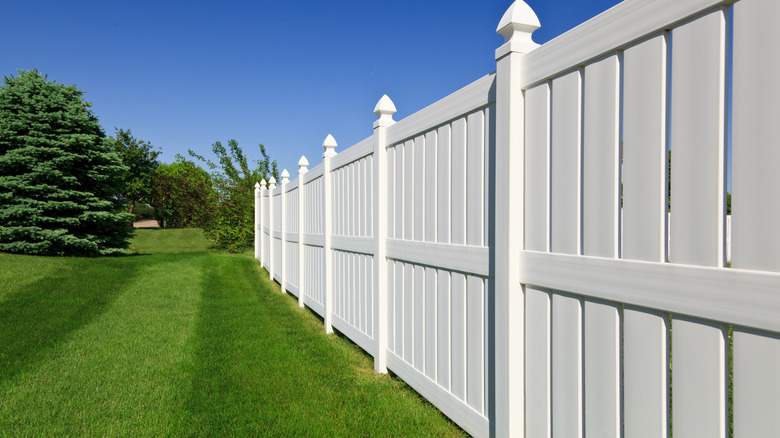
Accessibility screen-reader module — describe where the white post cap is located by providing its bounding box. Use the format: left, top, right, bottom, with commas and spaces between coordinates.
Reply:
323, 134, 338, 158
496, 1, 540, 59
373, 95, 397, 129
269, 176, 277, 188
298, 155, 309, 174
260, 179, 267, 190
281, 169, 290, 184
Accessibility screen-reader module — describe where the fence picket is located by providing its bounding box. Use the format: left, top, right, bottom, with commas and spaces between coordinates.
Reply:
732, 0, 780, 434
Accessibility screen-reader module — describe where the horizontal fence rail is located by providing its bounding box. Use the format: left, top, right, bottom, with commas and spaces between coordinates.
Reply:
255, 0, 780, 436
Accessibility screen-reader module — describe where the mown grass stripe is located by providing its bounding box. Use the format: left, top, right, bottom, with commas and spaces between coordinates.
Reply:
0, 229, 465, 437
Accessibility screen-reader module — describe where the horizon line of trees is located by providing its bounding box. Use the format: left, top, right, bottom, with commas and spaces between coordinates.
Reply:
0, 69, 278, 256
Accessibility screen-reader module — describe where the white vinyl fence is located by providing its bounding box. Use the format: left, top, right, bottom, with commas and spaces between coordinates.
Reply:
255, 0, 780, 436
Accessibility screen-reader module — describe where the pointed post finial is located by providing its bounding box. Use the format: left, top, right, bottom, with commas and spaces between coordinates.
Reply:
255, 182, 261, 189
373, 95, 397, 129
269, 176, 277, 189
298, 155, 309, 174
323, 134, 337, 158
281, 169, 290, 184
260, 179, 267, 190
496, 1, 540, 59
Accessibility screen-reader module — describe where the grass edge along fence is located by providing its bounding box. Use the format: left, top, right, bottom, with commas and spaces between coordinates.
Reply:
256, 0, 780, 437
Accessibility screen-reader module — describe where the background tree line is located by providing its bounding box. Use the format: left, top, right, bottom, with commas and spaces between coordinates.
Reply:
0, 70, 277, 256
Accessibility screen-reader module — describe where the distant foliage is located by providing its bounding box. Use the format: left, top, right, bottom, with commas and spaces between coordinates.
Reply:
151, 155, 216, 228
189, 141, 278, 252
0, 70, 133, 256
111, 128, 160, 214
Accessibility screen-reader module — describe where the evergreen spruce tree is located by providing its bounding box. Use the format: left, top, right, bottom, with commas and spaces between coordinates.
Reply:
0, 70, 133, 256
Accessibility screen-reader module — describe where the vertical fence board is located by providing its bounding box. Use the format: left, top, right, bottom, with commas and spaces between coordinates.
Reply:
672, 317, 727, 438
364, 255, 370, 334
358, 255, 364, 331
550, 70, 582, 256
733, 329, 780, 437
362, 255, 367, 334
395, 260, 404, 355
670, 9, 726, 267
524, 83, 551, 252
466, 275, 485, 413
551, 293, 583, 438
395, 146, 404, 239
526, 287, 551, 438
624, 308, 668, 438
388, 260, 395, 352
622, 35, 670, 438
667, 12, 728, 438
582, 55, 620, 258
404, 262, 414, 362
333, 252, 339, 321
362, 160, 366, 237
414, 264, 425, 371
584, 301, 621, 438
467, 110, 485, 247
451, 118, 467, 245
351, 254, 357, 328
437, 270, 451, 391
404, 140, 414, 241
388, 148, 395, 240
622, 34, 668, 263
732, 1, 780, 434
414, 136, 425, 242
367, 155, 374, 237
484, 104, 495, 247
425, 130, 437, 243
451, 271, 467, 401
350, 164, 355, 236
425, 267, 437, 380
437, 125, 452, 244
731, 0, 780, 271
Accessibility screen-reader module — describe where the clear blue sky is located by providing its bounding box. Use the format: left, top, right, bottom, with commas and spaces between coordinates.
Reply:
1, 0, 622, 175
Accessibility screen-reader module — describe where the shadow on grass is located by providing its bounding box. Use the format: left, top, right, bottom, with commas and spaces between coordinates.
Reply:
182, 258, 467, 436
0, 257, 141, 384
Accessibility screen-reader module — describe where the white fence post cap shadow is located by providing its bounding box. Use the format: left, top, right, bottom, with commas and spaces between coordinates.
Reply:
323, 134, 338, 158
373, 95, 397, 129
269, 176, 277, 189
496, 1, 540, 59
298, 156, 309, 174
281, 169, 290, 184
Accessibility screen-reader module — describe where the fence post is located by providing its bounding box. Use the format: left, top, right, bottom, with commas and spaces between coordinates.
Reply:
494, 2, 540, 436
322, 134, 338, 334
254, 182, 261, 261
262, 179, 268, 267
268, 176, 277, 281
298, 156, 309, 308
255, 180, 265, 267
372, 95, 396, 373
280, 169, 290, 293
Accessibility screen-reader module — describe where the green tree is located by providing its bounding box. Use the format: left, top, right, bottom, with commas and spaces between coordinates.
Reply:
189, 141, 278, 252
111, 128, 160, 215
150, 155, 216, 228
0, 70, 133, 256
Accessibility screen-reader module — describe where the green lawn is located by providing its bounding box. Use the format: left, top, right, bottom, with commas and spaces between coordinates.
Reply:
0, 228, 465, 437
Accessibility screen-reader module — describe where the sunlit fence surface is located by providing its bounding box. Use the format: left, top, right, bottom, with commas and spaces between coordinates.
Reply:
255, 0, 780, 436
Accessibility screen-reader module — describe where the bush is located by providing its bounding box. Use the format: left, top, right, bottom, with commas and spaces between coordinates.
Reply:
189, 140, 277, 252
